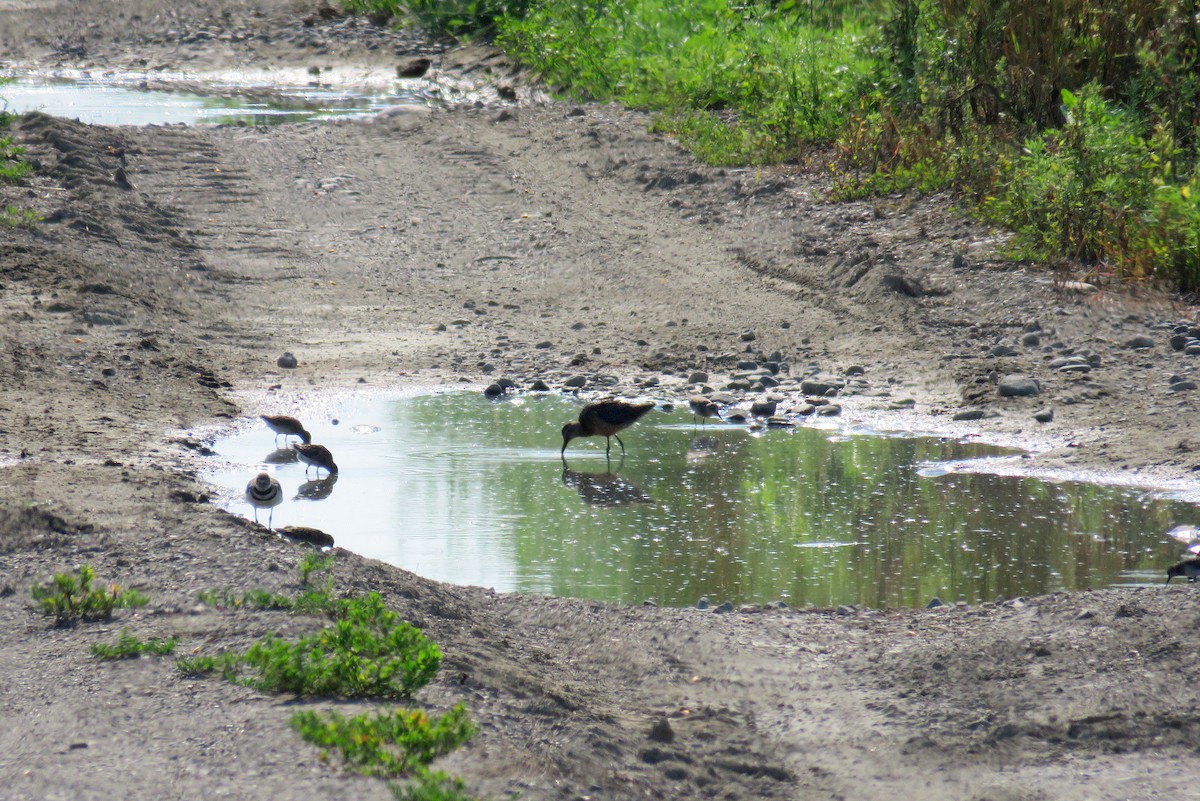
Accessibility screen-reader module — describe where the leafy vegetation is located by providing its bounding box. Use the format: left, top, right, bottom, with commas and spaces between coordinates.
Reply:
292, 706, 474, 778
31, 565, 149, 625
91, 630, 179, 659
184, 557, 473, 796
336, 0, 1200, 288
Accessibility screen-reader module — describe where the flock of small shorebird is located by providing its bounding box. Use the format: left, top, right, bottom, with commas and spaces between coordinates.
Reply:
244, 397, 656, 531
245, 396, 1200, 585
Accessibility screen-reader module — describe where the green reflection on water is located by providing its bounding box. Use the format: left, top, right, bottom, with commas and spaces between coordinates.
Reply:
386, 393, 1188, 607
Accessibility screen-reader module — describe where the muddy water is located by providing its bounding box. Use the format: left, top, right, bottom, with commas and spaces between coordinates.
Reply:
203, 392, 1196, 608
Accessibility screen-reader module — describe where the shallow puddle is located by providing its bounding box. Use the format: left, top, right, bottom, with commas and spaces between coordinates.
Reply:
0, 72, 431, 126
204, 392, 1196, 608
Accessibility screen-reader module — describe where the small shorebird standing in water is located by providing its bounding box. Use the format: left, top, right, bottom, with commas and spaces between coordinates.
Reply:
245, 472, 283, 530
294, 442, 339, 477
688, 396, 721, 426
561, 398, 656, 458
261, 414, 312, 446
1166, 558, 1200, 584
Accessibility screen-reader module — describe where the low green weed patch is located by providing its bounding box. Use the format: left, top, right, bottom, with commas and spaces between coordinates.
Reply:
31, 565, 149, 625
292, 706, 474, 778
91, 630, 179, 659
184, 557, 472, 795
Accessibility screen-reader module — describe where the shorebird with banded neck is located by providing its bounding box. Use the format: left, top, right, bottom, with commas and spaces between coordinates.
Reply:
294, 442, 338, 477
561, 398, 656, 458
1166, 558, 1200, 584
261, 414, 312, 446
245, 472, 283, 530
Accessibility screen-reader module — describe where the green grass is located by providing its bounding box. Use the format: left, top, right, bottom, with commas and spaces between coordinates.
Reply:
31, 565, 150, 626
91, 630, 179, 659
499, 0, 873, 163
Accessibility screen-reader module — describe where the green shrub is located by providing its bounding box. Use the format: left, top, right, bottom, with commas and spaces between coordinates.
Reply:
91, 630, 179, 659
292, 705, 474, 778
980, 85, 1200, 286
31, 565, 149, 625
179, 593, 441, 698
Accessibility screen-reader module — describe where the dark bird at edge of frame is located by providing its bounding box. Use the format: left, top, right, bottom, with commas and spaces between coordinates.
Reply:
1166, 558, 1200, 584
561, 398, 656, 458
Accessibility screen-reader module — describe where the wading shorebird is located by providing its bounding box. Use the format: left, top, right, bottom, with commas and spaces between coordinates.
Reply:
688, 396, 721, 425
561, 398, 655, 458
294, 442, 338, 477
245, 471, 283, 530
1166, 558, 1200, 584
261, 414, 312, 446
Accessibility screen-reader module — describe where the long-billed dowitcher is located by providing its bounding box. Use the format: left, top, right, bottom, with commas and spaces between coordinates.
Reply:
261, 414, 312, 446
294, 442, 338, 477
245, 471, 283, 529
561, 398, 655, 458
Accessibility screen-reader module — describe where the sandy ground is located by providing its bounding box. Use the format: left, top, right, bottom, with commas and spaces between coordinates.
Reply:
3, 2, 1200, 799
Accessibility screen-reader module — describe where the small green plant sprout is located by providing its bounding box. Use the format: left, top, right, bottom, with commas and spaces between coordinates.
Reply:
31, 565, 149, 625
291, 705, 474, 779
197, 587, 296, 610
299, 552, 336, 587
390, 771, 478, 801
91, 630, 179, 659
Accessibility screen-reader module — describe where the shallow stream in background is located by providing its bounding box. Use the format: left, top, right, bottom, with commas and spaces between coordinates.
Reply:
202, 392, 1197, 609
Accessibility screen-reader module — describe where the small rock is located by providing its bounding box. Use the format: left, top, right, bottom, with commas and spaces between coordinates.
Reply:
648, 718, 675, 744
835, 605, 855, 616
1169, 381, 1198, 392
1033, 408, 1054, 423
750, 400, 777, 417
396, 57, 431, 78
696, 597, 710, 610
816, 404, 842, 416
276, 352, 298, 369
1074, 609, 1095, 620
801, 379, 840, 396
1021, 333, 1041, 347
740, 329, 756, 342
990, 344, 1018, 357
927, 597, 945, 608
483, 383, 504, 397
713, 601, 735, 613
998, 375, 1040, 397
1170, 333, 1190, 351
563, 375, 587, 388
688, 371, 709, 384
953, 409, 986, 421
529, 379, 550, 391
1124, 335, 1155, 350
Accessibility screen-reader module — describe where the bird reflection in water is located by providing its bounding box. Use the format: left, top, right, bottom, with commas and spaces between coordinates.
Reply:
262, 447, 299, 465
295, 472, 339, 501
561, 463, 654, 508
686, 435, 721, 461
